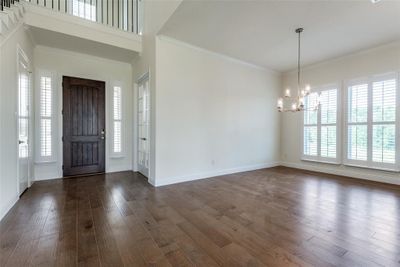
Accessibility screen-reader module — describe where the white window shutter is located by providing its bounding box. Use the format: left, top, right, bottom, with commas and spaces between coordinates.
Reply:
303, 87, 338, 162
347, 83, 368, 161
304, 126, 318, 156
113, 86, 122, 154
345, 75, 397, 170
372, 79, 396, 164
40, 76, 52, 158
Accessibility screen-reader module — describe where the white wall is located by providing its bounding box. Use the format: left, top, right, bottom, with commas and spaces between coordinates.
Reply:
132, 0, 182, 184
154, 37, 281, 186
34, 46, 133, 180
281, 41, 400, 185
0, 25, 34, 220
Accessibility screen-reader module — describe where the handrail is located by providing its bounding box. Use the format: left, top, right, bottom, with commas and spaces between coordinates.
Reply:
1, 0, 142, 34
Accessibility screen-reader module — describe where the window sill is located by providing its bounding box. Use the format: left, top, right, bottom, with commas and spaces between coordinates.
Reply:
301, 158, 399, 172
343, 163, 399, 173
301, 157, 340, 165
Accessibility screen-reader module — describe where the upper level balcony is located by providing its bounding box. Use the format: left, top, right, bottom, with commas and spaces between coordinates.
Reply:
1, 0, 142, 59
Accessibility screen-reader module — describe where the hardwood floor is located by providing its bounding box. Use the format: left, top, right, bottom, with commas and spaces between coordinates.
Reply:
1, 166, 400, 266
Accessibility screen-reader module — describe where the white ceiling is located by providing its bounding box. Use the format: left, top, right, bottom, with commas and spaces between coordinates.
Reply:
160, 0, 400, 72
29, 27, 139, 63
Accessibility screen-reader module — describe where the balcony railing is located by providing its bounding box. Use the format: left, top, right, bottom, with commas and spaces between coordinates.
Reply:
1, 0, 143, 34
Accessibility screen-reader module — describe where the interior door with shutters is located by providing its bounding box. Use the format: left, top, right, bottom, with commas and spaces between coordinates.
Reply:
18, 60, 30, 194
63, 76, 105, 176
137, 75, 150, 177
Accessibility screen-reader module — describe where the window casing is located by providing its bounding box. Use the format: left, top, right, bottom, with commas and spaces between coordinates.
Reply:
344, 74, 398, 170
112, 86, 123, 156
302, 85, 340, 163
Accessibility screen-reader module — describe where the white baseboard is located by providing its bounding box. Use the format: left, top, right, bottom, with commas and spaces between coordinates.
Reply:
0, 196, 19, 222
34, 174, 61, 181
153, 162, 280, 187
106, 165, 133, 174
280, 161, 400, 186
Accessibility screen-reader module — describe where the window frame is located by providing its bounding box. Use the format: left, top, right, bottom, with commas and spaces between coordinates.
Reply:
35, 70, 57, 163
301, 83, 341, 164
343, 72, 399, 171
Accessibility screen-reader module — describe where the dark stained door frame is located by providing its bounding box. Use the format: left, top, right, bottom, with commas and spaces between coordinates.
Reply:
63, 76, 106, 177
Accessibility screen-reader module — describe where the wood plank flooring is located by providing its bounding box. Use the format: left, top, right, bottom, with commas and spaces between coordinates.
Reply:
1, 166, 400, 266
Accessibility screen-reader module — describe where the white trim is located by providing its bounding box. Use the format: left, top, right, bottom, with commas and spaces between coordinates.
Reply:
280, 161, 400, 186
153, 162, 280, 187
137, 71, 149, 84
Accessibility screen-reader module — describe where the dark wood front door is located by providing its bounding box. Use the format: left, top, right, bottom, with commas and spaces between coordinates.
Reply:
63, 76, 105, 176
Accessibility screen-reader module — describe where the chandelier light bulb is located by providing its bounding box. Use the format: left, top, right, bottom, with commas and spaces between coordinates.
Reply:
277, 98, 283, 108
285, 89, 291, 97
305, 84, 311, 93
292, 103, 297, 111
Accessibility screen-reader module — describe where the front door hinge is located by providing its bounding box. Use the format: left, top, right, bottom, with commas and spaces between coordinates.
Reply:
62, 136, 64, 142
62, 165, 64, 170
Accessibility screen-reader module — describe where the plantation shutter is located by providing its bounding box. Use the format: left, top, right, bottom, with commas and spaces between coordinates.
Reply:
40, 76, 52, 158
347, 83, 368, 161
372, 78, 396, 164
113, 86, 122, 154
320, 89, 337, 158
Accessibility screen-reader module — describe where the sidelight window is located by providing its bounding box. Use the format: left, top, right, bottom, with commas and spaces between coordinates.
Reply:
37, 73, 54, 162
112, 86, 122, 154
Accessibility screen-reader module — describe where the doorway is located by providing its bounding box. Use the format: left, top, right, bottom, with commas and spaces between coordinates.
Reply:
17, 52, 31, 195
137, 74, 150, 177
62, 76, 106, 176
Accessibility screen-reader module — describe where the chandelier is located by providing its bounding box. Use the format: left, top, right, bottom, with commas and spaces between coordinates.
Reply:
277, 28, 319, 112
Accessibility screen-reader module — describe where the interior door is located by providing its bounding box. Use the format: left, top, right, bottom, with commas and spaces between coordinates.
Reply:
63, 76, 105, 176
137, 75, 150, 177
18, 61, 30, 194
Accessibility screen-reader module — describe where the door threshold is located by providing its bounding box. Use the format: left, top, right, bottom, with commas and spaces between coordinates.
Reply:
63, 172, 105, 179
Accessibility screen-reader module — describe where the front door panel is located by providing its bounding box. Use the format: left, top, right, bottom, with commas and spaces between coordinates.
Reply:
63, 76, 105, 176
